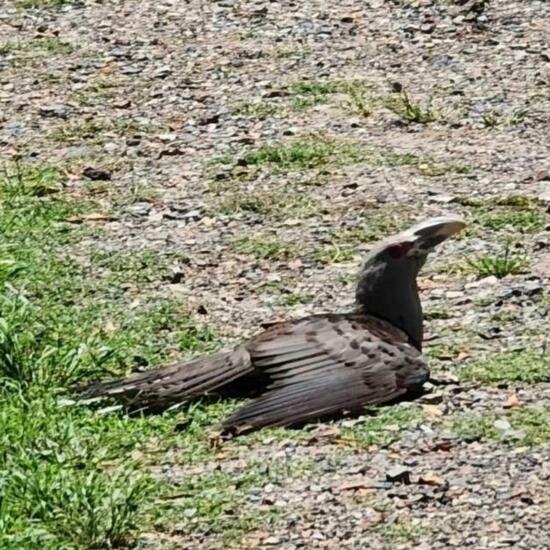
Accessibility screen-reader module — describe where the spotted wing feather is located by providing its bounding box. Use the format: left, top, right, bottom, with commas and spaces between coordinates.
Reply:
223, 314, 428, 432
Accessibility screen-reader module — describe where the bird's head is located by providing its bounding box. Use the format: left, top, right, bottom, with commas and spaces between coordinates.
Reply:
360, 215, 466, 277
356, 216, 466, 348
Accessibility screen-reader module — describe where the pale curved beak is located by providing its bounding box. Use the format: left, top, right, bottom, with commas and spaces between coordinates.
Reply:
406, 216, 466, 253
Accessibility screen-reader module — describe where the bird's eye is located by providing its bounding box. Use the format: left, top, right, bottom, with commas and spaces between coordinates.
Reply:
387, 242, 412, 259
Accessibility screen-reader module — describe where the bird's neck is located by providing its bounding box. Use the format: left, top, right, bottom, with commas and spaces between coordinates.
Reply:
355, 264, 423, 350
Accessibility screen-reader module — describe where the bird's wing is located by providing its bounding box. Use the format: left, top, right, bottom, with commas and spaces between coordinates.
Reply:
223, 313, 428, 432
80, 347, 252, 410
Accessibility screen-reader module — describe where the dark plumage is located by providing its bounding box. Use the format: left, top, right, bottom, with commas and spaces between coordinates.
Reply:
81, 216, 465, 434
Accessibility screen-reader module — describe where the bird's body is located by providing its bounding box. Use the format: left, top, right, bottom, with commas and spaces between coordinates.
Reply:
82, 216, 465, 434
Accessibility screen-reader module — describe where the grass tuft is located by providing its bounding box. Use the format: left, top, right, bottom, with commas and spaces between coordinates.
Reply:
451, 406, 549, 447
232, 101, 280, 119
235, 137, 364, 170
344, 82, 374, 117
32, 37, 74, 54
460, 351, 549, 384
1, 162, 64, 199
217, 189, 317, 220
466, 243, 527, 279
0, 161, 228, 547
384, 90, 438, 123
342, 406, 423, 448
17, 0, 73, 7
476, 208, 543, 232
482, 108, 528, 128
233, 235, 299, 261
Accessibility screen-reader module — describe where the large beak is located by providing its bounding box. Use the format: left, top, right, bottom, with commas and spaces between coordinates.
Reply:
405, 215, 466, 254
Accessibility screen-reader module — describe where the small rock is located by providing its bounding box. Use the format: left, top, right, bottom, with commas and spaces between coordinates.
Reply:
128, 202, 151, 216
82, 167, 112, 181
199, 113, 220, 125
166, 267, 185, 284
307, 425, 340, 444
287, 258, 303, 270
532, 170, 550, 182
336, 479, 377, 492
103, 142, 118, 154
493, 418, 511, 432
390, 81, 402, 93
429, 193, 456, 204
419, 392, 444, 404
39, 103, 70, 118
262, 89, 288, 98
113, 99, 131, 109
504, 394, 521, 409
422, 404, 444, 417
465, 276, 498, 289
417, 473, 447, 487
386, 466, 411, 484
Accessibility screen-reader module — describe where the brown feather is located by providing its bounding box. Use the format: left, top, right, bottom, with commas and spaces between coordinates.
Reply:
81, 346, 252, 410
221, 314, 427, 432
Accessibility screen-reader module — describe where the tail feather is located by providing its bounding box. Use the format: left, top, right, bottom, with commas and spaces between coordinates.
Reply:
80, 346, 252, 411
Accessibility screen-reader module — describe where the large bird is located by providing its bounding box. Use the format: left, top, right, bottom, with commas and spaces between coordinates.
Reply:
82, 216, 465, 434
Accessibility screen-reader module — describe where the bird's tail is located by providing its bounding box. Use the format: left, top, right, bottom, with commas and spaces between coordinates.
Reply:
80, 346, 253, 411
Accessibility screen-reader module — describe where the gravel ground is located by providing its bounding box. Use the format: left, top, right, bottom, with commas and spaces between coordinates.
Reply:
1, 1, 549, 548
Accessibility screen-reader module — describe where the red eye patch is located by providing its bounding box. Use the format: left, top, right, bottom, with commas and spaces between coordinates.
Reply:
387, 242, 413, 259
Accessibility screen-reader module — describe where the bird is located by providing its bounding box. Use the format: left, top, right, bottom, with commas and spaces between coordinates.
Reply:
81, 216, 465, 435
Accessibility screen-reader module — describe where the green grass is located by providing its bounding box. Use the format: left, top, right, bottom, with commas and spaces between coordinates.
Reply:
91, 248, 190, 285
0, 162, 233, 547
451, 406, 550, 447
50, 121, 107, 144
288, 79, 347, 111
217, 189, 317, 220
233, 79, 374, 119
233, 235, 300, 261
151, 459, 314, 545
384, 90, 438, 124
32, 37, 74, 55
234, 137, 365, 170
232, 101, 280, 119
379, 520, 423, 544
417, 161, 472, 177
460, 351, 549, 384
475, 208, 544, 232
314, 210, 411, 264
1, 391, 156, 548
214, 135, 472, 180
466, 243, 527, 279
73, 77, 122, 107
0, 36, 73, 68
50, 118, 148, 144
276, 290, 314, 307
344, 82, 374, 117
270, 46, 310, 59
0, 42, 17, 56
17, 0, 73, 7
2, 141, 545, 547
482, 108, 528, 128
0, 162, 64, 199
313, 242, 358, 264
341, 406, 423, 448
